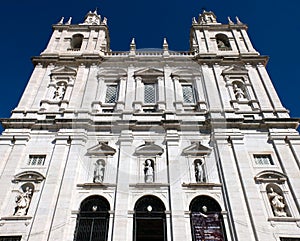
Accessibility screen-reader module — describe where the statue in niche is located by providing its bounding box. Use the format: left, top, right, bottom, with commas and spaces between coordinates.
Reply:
233, 83, 246, 100
268, 187, 287, 217
195, 159, 205, 183
53, 82, 66, 100
93, 159, 105, 183
14, 186, 33, 216
217, 39, 226, 49
144, 159, 154, 183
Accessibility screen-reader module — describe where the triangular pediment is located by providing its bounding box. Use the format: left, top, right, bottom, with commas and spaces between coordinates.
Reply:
134, 68, 164, 77
171, 68, 201, 78
222, 65, 248, 75
135, 141, 164, 156
87, 142, 116, 156
50, 66, 77, 76
13, 171, 45, 183
182, 142, 211, 156
97, 68, 127, 78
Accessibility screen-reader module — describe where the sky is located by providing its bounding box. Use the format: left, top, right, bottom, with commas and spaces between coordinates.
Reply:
0, 0, 299, 125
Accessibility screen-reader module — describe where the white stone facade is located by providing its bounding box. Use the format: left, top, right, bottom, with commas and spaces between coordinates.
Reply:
0, 9, 299, 241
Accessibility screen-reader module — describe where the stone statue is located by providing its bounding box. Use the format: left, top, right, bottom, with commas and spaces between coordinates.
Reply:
144, 159, 154, 183
195, 159, 205, 183
217, 39, 226, 49
53, 83, 66, 100
93, 159, 105, 183
233, 84, 246, 100
268, 188, 287, 217
14, 186, 33, 216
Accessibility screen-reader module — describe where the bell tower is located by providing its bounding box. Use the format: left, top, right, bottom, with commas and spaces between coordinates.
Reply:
41, 10, 110, 56
190, 10, 258, 56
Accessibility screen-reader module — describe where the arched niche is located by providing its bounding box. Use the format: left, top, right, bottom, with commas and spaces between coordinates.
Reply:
74, 195, 110, 241
134, 195, 167, 241
189, 195, 226, 241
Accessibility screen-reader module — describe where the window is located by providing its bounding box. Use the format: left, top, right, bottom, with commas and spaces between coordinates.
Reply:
253, 154, 274, 165
0, 237, 22, 241
74, 196, 110, 241
216, 33, 232, 51
70, 34, 84, 50
28, 155, 46, 166
105, 85, 118, 103
144, 83, 156, 104
182, 85, 195, 103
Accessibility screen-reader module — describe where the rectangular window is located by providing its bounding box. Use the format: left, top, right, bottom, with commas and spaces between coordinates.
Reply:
182, 85, 195, 103
0, 237, 22, 241
144, 83, 156, 104
105, 85, 118, 103
28, 155, 46, 166
253, 154, 274, 165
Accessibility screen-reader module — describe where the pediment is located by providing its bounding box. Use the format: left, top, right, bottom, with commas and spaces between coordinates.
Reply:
135, 141, 164, 156
97, 68, 127, 78
222, 65, 248, 75
50, 66, 77, 76
134, 68, 164, 77
182, 142, 211, 156
171, 68, 201, 78
87, 142, 116, 156
254, 171, 287, 183
12, 171, 45, 183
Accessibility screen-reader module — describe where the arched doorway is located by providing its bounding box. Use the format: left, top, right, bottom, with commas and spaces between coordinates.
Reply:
134, 195, 167, 241
190, 195, 226, 241
74, 195, 110, 241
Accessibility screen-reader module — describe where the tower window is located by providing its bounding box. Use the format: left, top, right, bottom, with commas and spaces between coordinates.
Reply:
70, 34, 84, 50
28, 155, 46, 166
216, 34, 232, 51
253, 154, 274, 165
182, 85, 196, 103
105, 85, 119, 103
144, 83, 156, 104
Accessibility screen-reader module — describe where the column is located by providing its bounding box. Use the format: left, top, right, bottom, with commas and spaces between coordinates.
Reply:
157, 76, 166, 111
116, 77, 127, 112
133, 76, 143, 112
165, 130, 185, 241
194, 76, 207, 111
256, 64, 288, 117
172, 75, 183, 111
48, 133, 87, 241
240, 29, 257, 53
28, 136, 71, 241
112, 130, 134, 241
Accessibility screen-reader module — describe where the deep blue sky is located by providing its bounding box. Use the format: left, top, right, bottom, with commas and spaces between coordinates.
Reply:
0, 0, 299, 122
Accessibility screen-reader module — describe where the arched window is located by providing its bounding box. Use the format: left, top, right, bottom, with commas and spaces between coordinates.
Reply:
216, 34, 232, 51
71, 34, 84, 50
190, 196, 226, 241
74, 196, 110, 241
134, 195, 167, 241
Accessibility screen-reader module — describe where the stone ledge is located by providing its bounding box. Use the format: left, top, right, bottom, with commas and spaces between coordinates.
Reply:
0, 216, 32, 221
182, 183, 222, 188
129, 183, 169, 188
268, 217, 300, 222
77, 183, 116, 189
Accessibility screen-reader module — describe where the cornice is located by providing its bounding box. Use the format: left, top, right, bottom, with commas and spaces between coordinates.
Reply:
1, 117, 299, 132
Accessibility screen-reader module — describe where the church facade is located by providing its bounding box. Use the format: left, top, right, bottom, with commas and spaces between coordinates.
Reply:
0, 9, 299, 241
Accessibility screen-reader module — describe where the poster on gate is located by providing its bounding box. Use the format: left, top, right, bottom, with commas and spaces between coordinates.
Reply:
191, 212, 224, 241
